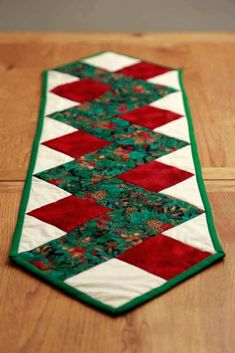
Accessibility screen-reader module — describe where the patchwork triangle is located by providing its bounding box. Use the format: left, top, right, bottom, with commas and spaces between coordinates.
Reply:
147, 70, 181, 90
26, 176, 71, 212
151, 91, 186, 116
40, 117, 78, 143
160, 175, 204, 210
156, 145, 195, 173
163, 213, 216, 253
81, 52, 140, 72
47, 70, 79, 91
33, 144, 73, 174
18, 215, 65, 253
154, 116, 190, 143
65, 259, 166, 308
45, 92, 78, 115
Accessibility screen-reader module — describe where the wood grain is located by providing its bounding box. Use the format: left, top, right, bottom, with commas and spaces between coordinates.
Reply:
0, 33, 234, 353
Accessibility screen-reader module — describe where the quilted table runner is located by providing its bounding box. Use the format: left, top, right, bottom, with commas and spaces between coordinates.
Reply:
10, 51, 225, 315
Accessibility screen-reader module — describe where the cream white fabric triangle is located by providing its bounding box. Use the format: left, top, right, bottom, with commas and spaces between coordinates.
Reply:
154, 116, 190, 143
160, 176, 204, 210
26, 177, 71, 213
40, 117, 77, 143
81, 52, 140, 72
33, 145, 73, 174
151, 91, 186, 116
163, 214, 215, 253
156, 145, 195, 173
45, 92, 78, 115
18, 215, 65, 253
47, 70, 79, 91
148, 70, 181, 90
65, 259, 166, 308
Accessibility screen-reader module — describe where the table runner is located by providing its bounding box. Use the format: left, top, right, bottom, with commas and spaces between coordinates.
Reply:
10, 51, 225, 315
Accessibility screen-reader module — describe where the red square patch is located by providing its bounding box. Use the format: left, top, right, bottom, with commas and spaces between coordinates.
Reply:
51, 78, 112, 103
117, 62, 171, 80
119, 105, 182, 130
43, 130, 111, 158
118, 234, 211, 280
27, 195, 111, 232
118, 160, 193, 193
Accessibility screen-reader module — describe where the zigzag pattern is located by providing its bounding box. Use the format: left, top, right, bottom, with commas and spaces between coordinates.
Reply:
13, 52, 220, 313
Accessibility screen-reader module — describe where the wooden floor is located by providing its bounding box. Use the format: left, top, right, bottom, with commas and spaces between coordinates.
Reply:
0, 33, 234, 353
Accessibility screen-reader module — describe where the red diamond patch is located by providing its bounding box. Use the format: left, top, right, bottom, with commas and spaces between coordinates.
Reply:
27, 195, 111, 232
116, 62, 171, 80
51, 78, 112, 103
119, 106, 182, 130
118, 160, 193, 193
118, 234, 212, 280
43, 130, 111, 158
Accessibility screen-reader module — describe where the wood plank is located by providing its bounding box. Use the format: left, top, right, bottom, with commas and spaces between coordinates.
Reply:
0, 181, 23, 192
0, 170, 26, 181
0, 189, 234, 353
0, 32, 234, 44
0, 33, 235, 180
205, 180, 235, 192
203, 167, 235, 180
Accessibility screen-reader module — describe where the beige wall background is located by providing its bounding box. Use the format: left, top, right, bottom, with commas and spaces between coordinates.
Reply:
0, 0, 234, 31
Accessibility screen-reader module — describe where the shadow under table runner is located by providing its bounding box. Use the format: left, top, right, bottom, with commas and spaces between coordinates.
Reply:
10, 51, 225, 315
